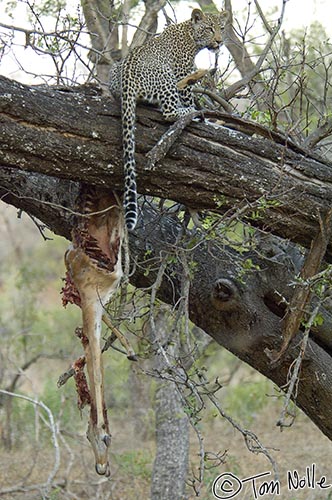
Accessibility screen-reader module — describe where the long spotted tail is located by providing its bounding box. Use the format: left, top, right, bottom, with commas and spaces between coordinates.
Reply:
122, 92, 138, 231
123, 152, 137, 230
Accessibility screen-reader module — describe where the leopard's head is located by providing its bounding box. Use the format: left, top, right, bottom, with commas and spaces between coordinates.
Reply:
191, 8, 229, 51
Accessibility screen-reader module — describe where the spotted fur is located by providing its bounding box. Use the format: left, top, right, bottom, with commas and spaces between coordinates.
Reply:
110, 8, 229, 230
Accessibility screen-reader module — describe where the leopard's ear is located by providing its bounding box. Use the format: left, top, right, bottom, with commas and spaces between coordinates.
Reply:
191, 8, 204, 23
220, 10, 230, 26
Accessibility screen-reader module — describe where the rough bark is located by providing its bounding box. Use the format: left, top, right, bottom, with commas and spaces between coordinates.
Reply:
80, 0, 116, 82
130, 0, 167, 50
148, 308, 189, 500
130, 206, 332, 442
1, 76, 332, 441
1, 76, 332, 258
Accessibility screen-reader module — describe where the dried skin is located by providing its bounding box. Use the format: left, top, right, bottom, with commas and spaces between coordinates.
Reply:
63, 188, 124, 477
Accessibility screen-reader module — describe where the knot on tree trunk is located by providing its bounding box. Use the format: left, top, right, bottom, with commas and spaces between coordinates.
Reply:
210, 278, 241, 311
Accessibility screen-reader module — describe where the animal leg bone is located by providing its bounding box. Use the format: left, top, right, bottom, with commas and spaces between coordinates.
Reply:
102, 313, 137, 361
65, 246, 122, 476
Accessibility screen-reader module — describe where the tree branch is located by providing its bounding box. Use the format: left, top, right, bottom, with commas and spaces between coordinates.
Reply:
1, 76, 332, 257
0, 78, 332, 437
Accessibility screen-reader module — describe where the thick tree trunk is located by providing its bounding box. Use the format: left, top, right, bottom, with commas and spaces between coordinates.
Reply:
1, 76, 332, 441
151, 375, 189, 500
1, 76, 332, 257
149, 309, 189, 500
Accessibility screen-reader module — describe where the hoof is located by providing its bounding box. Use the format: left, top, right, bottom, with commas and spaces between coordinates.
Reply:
95, 462, 110, 476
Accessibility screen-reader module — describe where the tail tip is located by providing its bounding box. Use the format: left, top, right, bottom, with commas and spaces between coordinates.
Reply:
126, 215, 137, 231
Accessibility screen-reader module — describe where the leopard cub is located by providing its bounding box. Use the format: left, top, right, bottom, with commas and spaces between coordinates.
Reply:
110, 8, 229, 230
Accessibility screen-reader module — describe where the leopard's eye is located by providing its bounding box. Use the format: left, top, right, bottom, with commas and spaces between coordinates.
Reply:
209, 27, 215, 34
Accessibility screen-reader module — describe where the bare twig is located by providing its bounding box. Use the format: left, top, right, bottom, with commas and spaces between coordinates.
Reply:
195, 369, 279, 482
254, 0, 273, 34
223, 0, 287, 103
102, 313, 137, 360
0, 389, 60, 497
57, 317, 137, 389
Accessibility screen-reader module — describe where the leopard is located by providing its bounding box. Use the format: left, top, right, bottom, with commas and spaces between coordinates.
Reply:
109, 8, 229, 230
